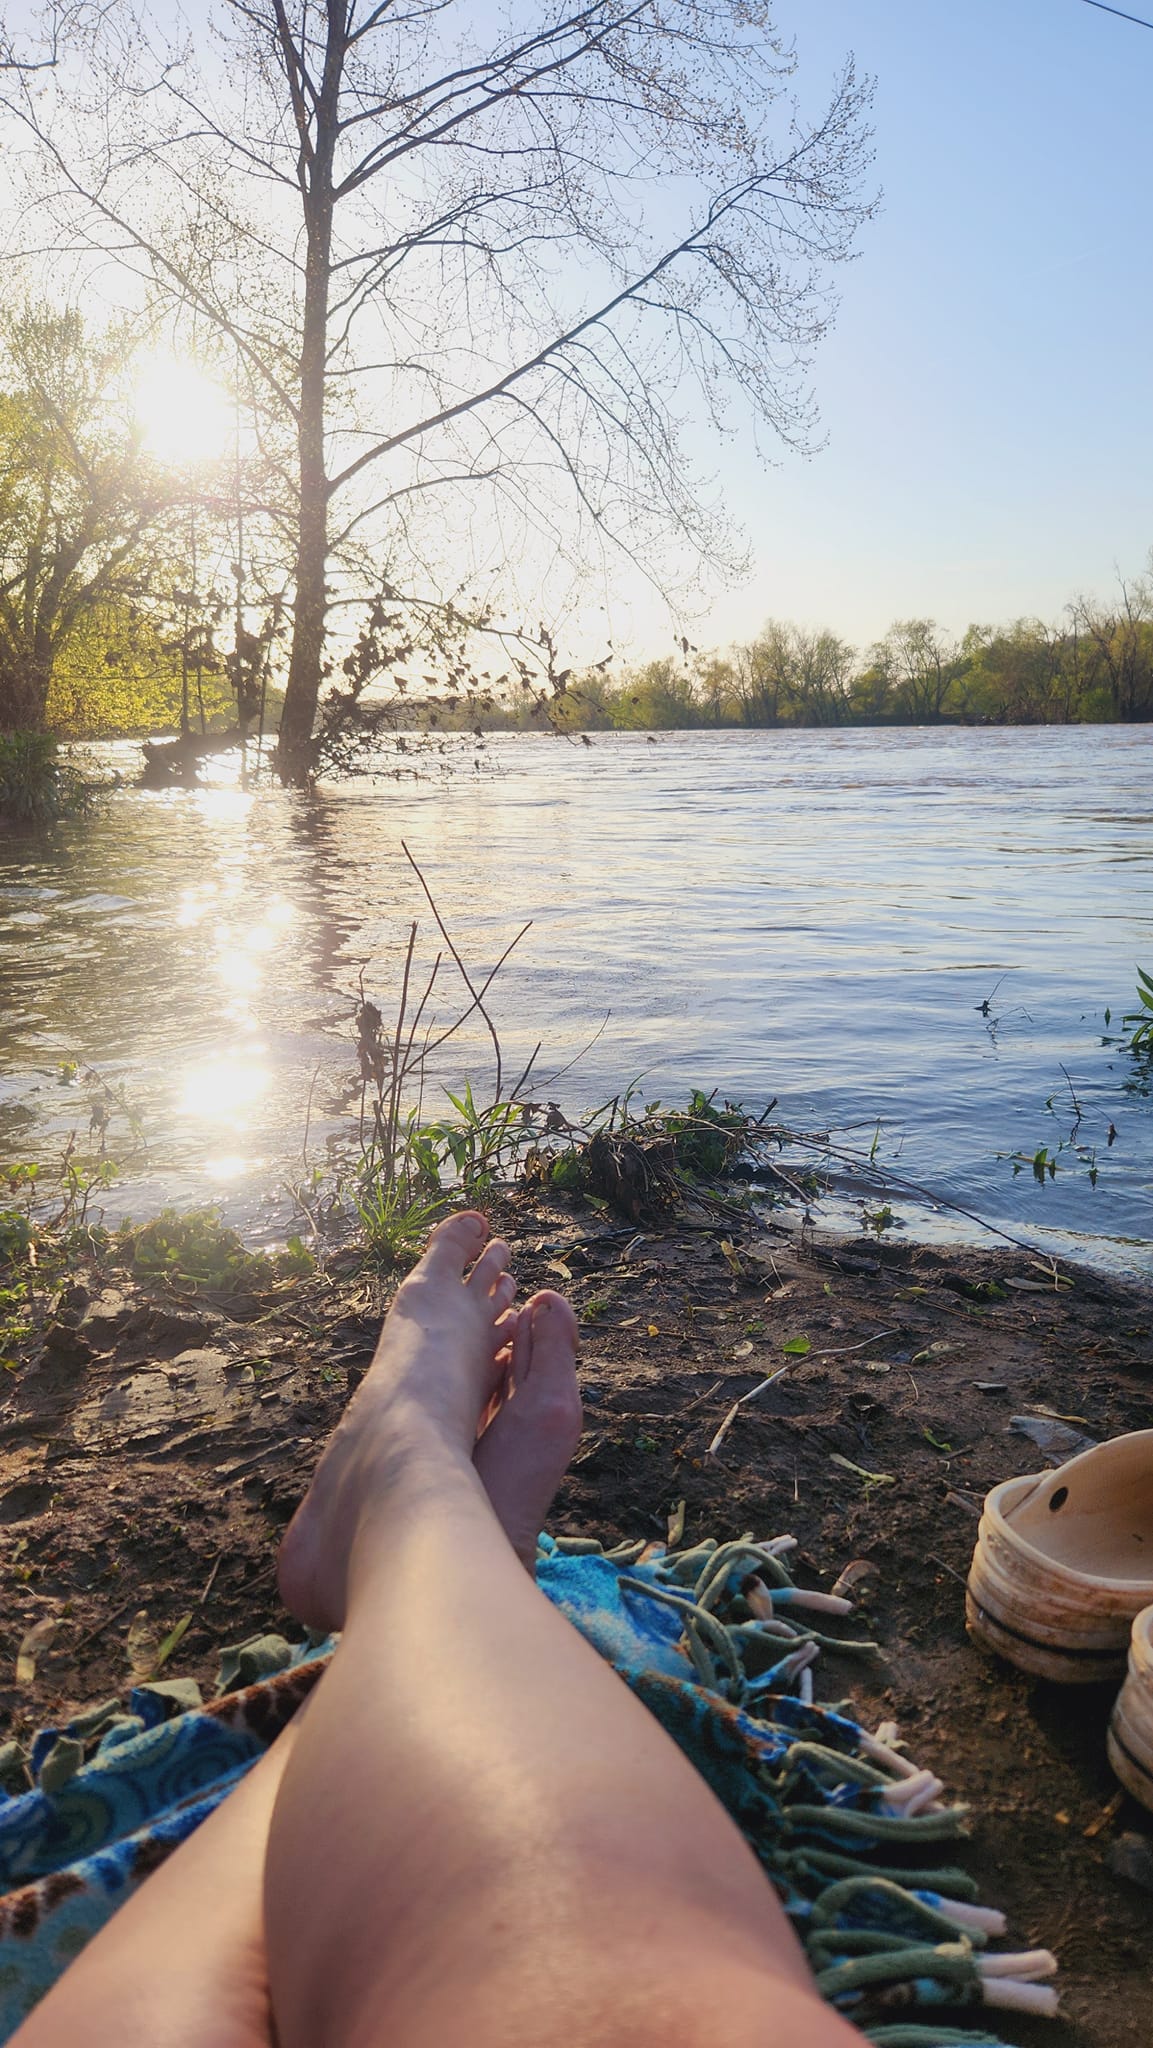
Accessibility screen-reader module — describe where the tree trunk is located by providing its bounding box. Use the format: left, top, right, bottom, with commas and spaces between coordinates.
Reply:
274, 3, 342, 789
277, 457, 329, 785
0, 657, 53, 733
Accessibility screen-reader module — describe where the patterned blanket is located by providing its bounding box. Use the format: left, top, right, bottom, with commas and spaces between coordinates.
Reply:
0, 1531, 1044, 2047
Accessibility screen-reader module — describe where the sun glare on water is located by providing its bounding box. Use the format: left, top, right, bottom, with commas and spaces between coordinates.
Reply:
134, 354, 234, 467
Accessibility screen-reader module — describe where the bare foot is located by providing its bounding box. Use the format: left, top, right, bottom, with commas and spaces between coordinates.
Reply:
473, 1290, 582, 1569
278, 1215, 580, 1629
278, 1212, 518, 1630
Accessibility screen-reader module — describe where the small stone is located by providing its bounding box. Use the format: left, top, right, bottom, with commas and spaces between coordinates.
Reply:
1107, 1832, 1153, 1895
52, 1282, 90, 1326
39, 1321, 95, 1365
79, 1289, 133, 1344
1010, 1414, 1099, 1464
143, 1307, 218, 1345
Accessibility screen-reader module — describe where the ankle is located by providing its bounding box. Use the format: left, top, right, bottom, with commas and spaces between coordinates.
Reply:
343, 1437, 489, 1600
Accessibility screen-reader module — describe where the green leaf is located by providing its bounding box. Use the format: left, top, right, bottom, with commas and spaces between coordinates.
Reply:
152, 1612, 193, 1673
782, 1335, 811, 1356
829, 1453, 896, 1488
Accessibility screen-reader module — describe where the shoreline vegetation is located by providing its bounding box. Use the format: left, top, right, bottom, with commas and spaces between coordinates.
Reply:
27, 585, 1153, 748
6, 591, 1153, 820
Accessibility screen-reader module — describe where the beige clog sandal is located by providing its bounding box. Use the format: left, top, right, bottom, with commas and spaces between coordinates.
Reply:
1107, 1603, 1153, 1810
966, 1430, 1153, 1683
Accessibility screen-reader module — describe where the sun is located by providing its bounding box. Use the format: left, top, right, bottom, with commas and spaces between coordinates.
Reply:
133, 353, 234, 467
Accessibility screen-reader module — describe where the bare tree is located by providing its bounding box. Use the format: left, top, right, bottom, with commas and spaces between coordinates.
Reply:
784, 624, 854, 724
726, 619, 794, 726
1069, 568, 1153, 722
961, 618, 1075, 725
6, 0, 875, 782
720, 619, 854, 726
872, 618, 963, 722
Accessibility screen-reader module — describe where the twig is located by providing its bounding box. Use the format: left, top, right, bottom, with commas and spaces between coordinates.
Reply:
301, 1061, 322, 1169
927, 1553, 968, 1586
787, 1131, 1053, 1259
682, 1376, 725, 1414
403, 840, 525, 1101
286, 1177, 323, 1250
707, 1361, 798, 1459
1057, 1063, 1083, 1134
396, 953, 443, 1100
69, 1596, 139, 1658
418, 922, 533, 1064
506, 1041, 543, 1105
812, 1329, 900, 1359
760, 1159, 816, 1204
384, 922, 419, 1169
198, 1550, 227, 1604
536, 1011, 612, 1090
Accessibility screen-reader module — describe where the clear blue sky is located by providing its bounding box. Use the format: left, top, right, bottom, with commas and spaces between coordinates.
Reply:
650, 0, 1153, 658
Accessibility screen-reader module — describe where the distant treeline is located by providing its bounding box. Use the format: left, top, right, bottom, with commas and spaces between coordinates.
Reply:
44, 576, 1153, 742
426, 585, 1153, 734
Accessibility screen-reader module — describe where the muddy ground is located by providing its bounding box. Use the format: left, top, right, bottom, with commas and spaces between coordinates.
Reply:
1, 1194, 1151, 2044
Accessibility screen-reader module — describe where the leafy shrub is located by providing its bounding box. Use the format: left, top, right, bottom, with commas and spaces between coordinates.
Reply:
115, 1208, 313, 1293
0, 732, 95, 826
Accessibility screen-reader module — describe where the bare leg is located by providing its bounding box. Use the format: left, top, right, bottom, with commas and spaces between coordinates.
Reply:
10, 1231, 579, 2048
267, 1213, 858, 2048
8, 1733, 286, 2048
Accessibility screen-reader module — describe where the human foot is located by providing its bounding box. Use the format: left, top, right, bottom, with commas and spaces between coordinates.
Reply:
473, 1290, 582, 1570
278, 1211, 520, 1630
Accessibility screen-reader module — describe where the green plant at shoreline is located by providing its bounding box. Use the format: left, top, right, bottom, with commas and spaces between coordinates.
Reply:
0, 733, 99, 827
351, 1179, 448, 1266
998, 979, 1153, 1192
525, 1087, 755, 1214
2, 1145, 120, 1236
1123, 968, 1153, 1053
860, 1202, 896, 1236
115, 1209, 313, 1294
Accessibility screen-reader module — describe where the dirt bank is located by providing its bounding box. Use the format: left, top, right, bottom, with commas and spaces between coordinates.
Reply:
1, 1196, 1151, 2043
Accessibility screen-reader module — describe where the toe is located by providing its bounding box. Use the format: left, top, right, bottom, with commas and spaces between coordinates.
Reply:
509, 1300, 533, 1386
525, 1289, 580, 1360
418, 1210, 488, 1278
518, 1291, 582, 1432
465, 1238, 511, 1296
490, 1270, 518, 1317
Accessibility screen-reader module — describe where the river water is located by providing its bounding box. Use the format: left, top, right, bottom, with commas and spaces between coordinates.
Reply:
1, 726, 1150, 1273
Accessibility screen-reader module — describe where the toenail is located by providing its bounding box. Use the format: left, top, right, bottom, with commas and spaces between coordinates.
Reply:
444, 1212, 485, 1240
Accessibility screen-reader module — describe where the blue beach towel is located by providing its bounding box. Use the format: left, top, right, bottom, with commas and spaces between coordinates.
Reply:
0, 1533, 1030, 2048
